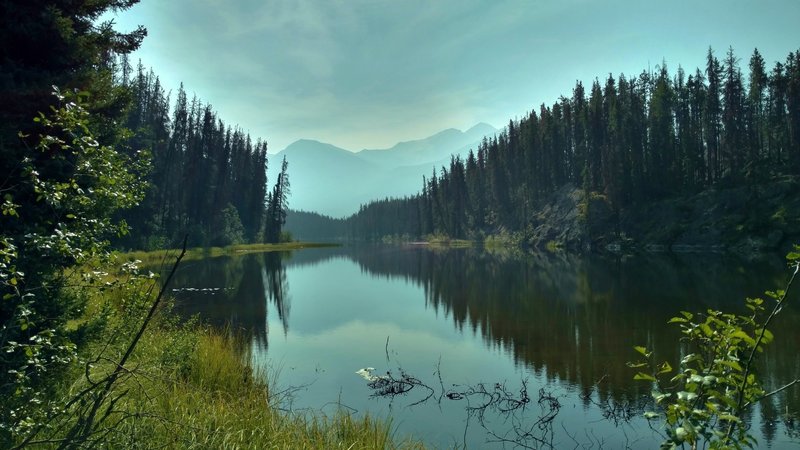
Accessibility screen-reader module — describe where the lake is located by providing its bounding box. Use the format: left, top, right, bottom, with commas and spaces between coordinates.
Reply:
162, 245, 800, 449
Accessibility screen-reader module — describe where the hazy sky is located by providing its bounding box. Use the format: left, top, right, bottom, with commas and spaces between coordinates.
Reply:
109, 0, 800, 153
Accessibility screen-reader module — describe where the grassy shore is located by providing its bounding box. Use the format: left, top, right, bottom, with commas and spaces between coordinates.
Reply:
86, 324, 415, 449
120, 241, 339, 266
24, 243, 421, 449
425, 238, 473, 248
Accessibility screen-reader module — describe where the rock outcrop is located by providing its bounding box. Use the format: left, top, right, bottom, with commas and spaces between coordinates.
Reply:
524, 176, 800, 254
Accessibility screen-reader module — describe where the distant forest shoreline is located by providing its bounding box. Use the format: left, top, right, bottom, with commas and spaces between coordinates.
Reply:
287, 47, 800, 254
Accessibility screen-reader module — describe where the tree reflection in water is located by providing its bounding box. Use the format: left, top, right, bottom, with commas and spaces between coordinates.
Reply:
164, 251, 291, 349
162, 245, 800, 447
346, 246, 800, 447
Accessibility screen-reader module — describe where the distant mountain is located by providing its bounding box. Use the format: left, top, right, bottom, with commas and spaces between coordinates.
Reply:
267, 139, 384, 218
268, 124, 498, 218
356, 122, 497, 168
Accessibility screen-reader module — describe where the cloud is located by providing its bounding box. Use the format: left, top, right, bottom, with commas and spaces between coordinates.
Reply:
111, 0, 800, 152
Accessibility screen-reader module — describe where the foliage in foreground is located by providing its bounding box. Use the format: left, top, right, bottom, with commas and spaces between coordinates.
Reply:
631, 249, 800, 449
1, 88, 148, 442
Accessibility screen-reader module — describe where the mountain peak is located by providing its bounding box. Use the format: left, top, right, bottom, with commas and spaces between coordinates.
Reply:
282, 139, 352, 155
465, 122, 497, 136
274, 124, 502, 217
294, 138, 323, 145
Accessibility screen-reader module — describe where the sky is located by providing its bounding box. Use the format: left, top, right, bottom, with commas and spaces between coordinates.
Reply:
108, 0, 800, 153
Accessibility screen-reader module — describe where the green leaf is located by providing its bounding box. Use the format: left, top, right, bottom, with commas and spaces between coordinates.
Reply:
681, 353, 702, 364
653, 392, 671, 402
708, 390, 738, 409
634, 372, 656, 382
718, 360, 743, 372
732, 330, 756, 346
658, 361, 673, 374
668, 317, 688, 323
670, 373, 686, 383
634, 346, 650, 357
747, 297, 764, 306
719, 414, 741, 422
756, 328, 774, 345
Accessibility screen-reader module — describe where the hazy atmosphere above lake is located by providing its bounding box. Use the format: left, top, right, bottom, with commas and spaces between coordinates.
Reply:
109, 0, 800, 152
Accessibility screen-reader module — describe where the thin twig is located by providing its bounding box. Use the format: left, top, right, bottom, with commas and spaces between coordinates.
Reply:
744, 378, 800, 409
733, 263, 798, 419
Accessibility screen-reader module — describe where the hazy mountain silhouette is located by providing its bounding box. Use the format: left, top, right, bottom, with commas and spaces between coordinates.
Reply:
268, 124, 497, 218
356, 122, 497, 168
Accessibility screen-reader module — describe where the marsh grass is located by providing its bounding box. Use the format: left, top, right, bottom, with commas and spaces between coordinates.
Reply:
427, 239, 473, 248
120, 242, 338, 267
110, 327, 412, 449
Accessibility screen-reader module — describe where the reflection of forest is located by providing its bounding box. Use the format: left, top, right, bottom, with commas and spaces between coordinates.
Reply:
346, 246, 800, 442
165, 252, 291, 349
161, 245, 800, 443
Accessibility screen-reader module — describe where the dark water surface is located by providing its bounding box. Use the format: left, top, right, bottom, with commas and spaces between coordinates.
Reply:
163, 245, 800, 449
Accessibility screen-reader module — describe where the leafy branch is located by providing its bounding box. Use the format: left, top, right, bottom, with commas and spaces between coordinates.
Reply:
630, 248, 800, 449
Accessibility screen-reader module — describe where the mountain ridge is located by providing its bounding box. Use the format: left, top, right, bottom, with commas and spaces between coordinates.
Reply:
268, 124, 498, 217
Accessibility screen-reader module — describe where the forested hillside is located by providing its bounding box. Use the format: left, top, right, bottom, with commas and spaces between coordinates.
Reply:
115, 61, 290, 249
344, 47, 800, 249
284, 210, 347, 242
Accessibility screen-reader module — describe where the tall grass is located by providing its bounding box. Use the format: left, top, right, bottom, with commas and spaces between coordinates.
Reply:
107, 326, 414, 449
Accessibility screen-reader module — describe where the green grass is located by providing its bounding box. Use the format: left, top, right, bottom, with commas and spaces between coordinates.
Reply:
119, 241, 339, 266
426, 238, 473, 248
103, 327, 417, 449
483, 232, 523, 248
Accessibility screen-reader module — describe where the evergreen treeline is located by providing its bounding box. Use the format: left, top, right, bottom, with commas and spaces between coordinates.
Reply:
346, 47, 800, 240
284, 210, 347, 242
116, 61, 289, 249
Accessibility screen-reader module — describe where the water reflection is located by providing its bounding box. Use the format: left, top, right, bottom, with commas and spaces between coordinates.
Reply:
163, 245, 800, 447
349, 247, 800, 437
166, 251, 292, 348
351, 249, 794, 391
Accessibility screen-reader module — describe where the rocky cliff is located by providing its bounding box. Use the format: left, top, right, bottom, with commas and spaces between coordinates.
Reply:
525, 176, 800, 254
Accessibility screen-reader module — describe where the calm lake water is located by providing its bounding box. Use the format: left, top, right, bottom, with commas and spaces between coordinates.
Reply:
162, 245, 800, 449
